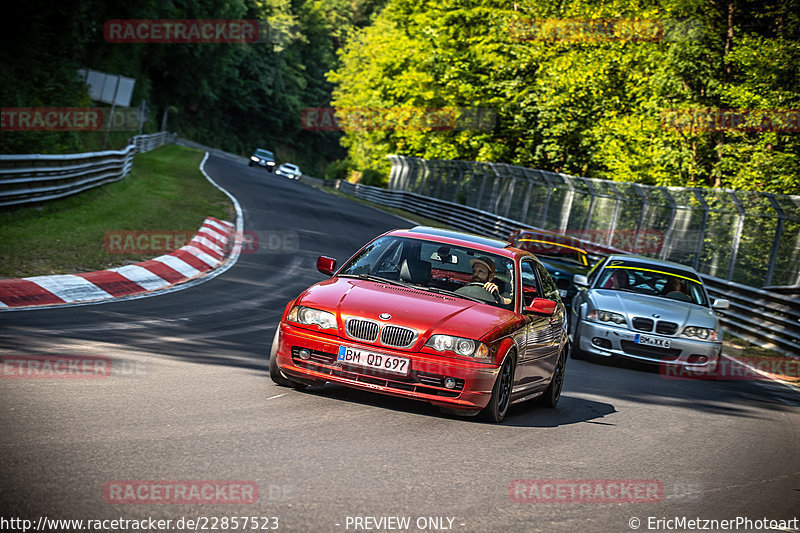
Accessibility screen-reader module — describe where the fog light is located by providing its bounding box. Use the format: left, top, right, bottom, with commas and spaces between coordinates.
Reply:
687, 354, 707, 364
298, 349, 311, 360
444, 377, 456, 389
592, 337, 612, 349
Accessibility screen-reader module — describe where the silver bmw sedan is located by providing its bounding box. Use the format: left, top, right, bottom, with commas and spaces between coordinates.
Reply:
570, 254, 730, 374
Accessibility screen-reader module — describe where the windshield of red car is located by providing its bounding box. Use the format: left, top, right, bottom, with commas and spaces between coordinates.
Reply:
339, 236, 515, 309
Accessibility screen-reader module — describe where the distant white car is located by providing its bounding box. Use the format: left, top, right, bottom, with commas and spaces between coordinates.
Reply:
275, 163, 302, 180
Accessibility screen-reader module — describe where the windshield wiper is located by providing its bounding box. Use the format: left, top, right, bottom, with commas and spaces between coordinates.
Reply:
411, 285, 486, 304
338, 273, 408, 287
339, 274, 488, 304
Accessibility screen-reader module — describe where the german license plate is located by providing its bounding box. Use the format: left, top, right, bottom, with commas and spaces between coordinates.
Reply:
635, 334, 671, 349
337, 346, 410, 376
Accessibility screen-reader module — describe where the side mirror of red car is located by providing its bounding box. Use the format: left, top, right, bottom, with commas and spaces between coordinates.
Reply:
317, 256, 337, 276
524, 298, 557, 315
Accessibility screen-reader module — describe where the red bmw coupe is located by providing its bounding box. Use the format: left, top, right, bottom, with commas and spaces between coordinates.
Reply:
269, 226, 569, 422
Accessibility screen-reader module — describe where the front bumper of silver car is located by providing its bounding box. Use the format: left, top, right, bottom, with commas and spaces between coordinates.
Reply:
576, 319, 721, 371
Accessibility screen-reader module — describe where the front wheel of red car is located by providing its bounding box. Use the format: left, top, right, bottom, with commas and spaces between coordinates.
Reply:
539, 345, 566, 408
269, 327, 304, 388
481, 354, 515, 423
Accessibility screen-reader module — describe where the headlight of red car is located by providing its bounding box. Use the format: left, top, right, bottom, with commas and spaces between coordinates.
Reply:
425, 335, 490, 359
287, 305, 337, 330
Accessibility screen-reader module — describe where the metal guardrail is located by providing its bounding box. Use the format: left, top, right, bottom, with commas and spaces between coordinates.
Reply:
134, 132, 176, 154
387, 155, 800, 289
173, 137, 250, 165
701, 278, 800, 355
0, 132, 176, 208
333, 179, 800, 356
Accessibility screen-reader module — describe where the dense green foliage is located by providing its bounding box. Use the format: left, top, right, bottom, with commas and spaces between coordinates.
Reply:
1, 0, 797, 193
1, 0, 383, 176
330, 0, 800, 194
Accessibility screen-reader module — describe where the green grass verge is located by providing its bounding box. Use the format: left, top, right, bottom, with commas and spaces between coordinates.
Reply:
0, 144, 234, 278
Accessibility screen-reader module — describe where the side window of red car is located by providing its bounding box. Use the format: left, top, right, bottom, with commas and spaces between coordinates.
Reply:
534, 262, 561, 302
520, 260, 542, 308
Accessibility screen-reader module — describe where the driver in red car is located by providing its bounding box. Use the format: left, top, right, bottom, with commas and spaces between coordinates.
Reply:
458, 256, 511, 306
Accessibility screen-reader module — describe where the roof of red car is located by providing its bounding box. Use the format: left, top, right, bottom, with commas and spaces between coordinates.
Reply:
388, 226, 518, 257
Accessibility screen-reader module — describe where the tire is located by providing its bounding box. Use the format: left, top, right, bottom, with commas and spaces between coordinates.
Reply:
480, 353, 515, 423
539, 345, 566, 408
269, 327, 298, 387
569, 322, 586, 360
248, 161, 253, 167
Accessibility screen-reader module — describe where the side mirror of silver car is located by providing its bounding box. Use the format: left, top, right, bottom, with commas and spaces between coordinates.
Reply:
573, 274, 589, 287
712, 298, 730, 310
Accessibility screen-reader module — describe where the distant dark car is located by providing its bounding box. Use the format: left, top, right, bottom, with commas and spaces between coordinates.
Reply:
509, 229, 592, 309
249, 148, 276, 171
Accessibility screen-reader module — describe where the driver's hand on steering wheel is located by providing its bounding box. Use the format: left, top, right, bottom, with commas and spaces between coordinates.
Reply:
483, 282, 499, 295
484, 281, 511, 305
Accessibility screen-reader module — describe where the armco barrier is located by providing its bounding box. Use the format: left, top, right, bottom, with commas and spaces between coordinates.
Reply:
0, 132, 176, 208
387, 155, 800, 289
333, 179, 800, 356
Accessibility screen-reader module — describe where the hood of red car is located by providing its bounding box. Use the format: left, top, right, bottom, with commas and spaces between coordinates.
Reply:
297, 277, 515, 342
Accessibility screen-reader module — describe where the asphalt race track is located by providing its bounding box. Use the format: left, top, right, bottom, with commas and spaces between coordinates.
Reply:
2, 155, 799, 533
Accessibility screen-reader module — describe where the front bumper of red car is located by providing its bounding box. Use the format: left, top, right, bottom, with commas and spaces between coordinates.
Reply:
274, 323, 501, 412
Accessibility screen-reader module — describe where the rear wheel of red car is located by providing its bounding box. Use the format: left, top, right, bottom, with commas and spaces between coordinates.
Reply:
481, 353, 515, 423
269, 327, 304, 388
539, 345, 566, 408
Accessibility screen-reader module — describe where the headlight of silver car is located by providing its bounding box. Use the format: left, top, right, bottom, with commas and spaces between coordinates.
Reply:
682, 326, 717, 341
587, 309, 626, 325
425, 335, 489, 359
287, 306, 337, 330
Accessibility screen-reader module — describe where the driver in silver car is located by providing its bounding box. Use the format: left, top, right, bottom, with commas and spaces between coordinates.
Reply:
457, 257, 511, 305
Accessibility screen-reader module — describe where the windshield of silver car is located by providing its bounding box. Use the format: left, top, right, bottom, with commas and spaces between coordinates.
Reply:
596, 261, 708, 306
